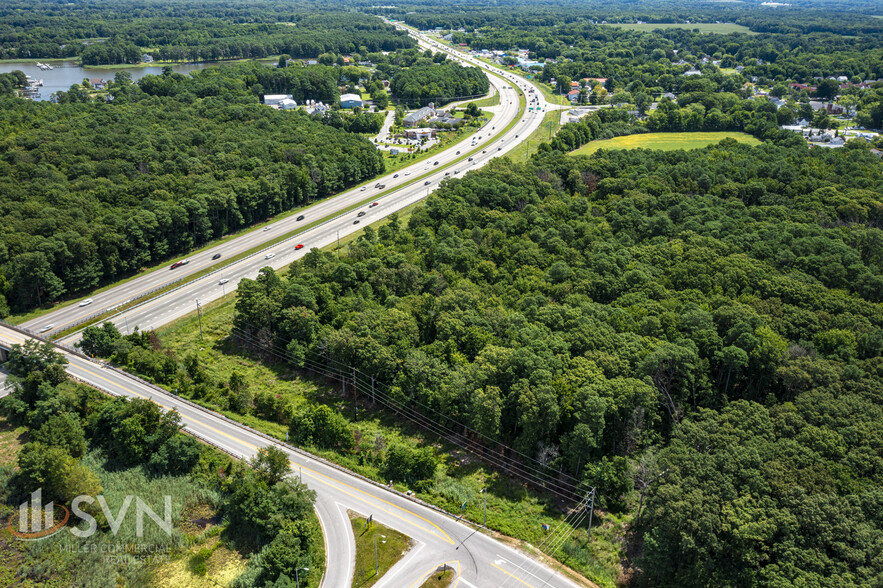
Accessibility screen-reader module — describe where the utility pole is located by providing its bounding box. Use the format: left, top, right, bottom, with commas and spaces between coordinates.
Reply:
586, 488, 596, 540
374, 534, 378, 575
195, 299, 203, 340
481, 488, 487, 527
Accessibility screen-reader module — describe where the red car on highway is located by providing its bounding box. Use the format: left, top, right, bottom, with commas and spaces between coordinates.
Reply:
295, 244, 304, 250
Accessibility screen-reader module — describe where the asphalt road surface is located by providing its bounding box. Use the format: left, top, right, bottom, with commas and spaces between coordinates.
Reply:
0, 325, 587, 588
8, 26, 583, 588
25, 29, 548, 341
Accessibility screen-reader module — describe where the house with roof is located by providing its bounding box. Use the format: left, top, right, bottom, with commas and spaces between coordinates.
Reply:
88, 78, 106, 90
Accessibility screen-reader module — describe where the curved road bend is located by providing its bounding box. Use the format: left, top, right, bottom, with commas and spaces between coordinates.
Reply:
25, 28, 546, 340
1, 325, 588, 588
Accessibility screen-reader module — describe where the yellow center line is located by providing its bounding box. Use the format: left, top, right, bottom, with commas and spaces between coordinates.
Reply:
0, 332, 454, 545
491, 562, 535, 588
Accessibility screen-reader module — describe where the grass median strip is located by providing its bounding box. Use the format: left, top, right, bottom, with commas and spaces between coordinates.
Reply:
419, 567, 456, 588
52, 66, 526, 341
350, 511, 413, 588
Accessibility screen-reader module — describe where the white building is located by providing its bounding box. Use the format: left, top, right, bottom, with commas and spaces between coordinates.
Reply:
278, 98, 298, 110
264, 94, 292, 107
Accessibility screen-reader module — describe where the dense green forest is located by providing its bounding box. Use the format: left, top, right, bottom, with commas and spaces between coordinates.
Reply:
225, 137, 883, 585
381, 0, 883, 36
0, 65, 385, 315
389, 59, 490, 107
0, 340, 322, 587
0, 1, 414, 63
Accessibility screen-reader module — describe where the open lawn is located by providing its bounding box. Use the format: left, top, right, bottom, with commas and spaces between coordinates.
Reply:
603, 22, 755, 34
571, 131, 761, 155
349, 512, 413, 588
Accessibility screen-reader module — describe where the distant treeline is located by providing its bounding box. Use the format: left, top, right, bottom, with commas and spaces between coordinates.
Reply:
390, 61, 490, 107
0, 1, 415, 64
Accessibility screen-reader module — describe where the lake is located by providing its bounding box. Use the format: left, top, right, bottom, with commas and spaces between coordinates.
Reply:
0, 59, 272, 101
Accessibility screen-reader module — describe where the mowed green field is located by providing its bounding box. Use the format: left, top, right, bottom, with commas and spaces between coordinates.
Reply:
604, 22, 755, 34
571, 132, 761, 155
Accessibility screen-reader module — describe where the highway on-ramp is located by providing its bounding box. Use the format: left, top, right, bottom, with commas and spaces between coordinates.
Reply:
0, 324, 587, 588
6, 26, 584, 588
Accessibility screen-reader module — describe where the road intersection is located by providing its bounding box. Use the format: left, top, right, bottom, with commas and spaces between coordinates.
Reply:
6, 25, 590, 588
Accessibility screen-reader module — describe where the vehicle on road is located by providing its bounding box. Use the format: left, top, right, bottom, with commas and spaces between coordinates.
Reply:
445, 172, 449, 176
376, 184, 385, 189
219, 278, 229, 285
79, 298, 93, 307
357, 211, 366, 217
361, 186, 367, 191
425, 180, 432, 185
212, 253, 222, 260
468, 157, 473, 161
454, 170, 459, 174
433, 161, 439, 165
456, 151, 460, 155
295, 244, 304, 250
393, 174, 399, 178
375, 182, 382, 188
515, 134, 519, 138
40, 324, 54, 333
265, 253, 275, 259
263, 227, 270, 231
370, 202, 379, 207
404, 171, 410, 176
482, 150, 486, 153
498, 147, 502, 151
296, 215, 305, 221
353, 219, 360, 224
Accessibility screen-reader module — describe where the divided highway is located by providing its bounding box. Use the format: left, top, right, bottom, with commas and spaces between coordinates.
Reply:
25, 29, 549, 341
6, 26, 584, 588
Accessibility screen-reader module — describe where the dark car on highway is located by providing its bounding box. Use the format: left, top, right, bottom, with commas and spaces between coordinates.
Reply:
296, 215, 305, 221
212, 253, 221, 260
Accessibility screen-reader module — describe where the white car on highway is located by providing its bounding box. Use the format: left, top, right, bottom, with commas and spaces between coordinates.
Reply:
79, 298, 93, 307
265, 253, 275, 260
219, 278, 229, 285
40, 324, 55, 333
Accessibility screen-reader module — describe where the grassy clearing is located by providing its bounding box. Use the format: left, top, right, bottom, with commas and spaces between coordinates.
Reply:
349, 511, 413, 588
152, 297, 619, 588
419, 567, 455, 587
603, 22, 756, 34
0, 416, 27, 466
149, 534, 248, 588
470, 90, 500, 108
571, 131, 761, 155
507, 108, 562, 162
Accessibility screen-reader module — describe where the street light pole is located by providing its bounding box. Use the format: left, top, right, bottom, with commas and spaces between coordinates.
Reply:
481, 488, 487, 527
195, 299, 203, 339
374, 533, 378, 575
295, 566, 309, 588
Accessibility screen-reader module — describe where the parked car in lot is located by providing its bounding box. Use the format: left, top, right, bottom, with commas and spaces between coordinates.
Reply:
212, 253, 222, 260
79, 298, 93, 307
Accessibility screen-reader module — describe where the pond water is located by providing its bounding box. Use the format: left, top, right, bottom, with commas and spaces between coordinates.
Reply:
0, 59, 272, 101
